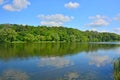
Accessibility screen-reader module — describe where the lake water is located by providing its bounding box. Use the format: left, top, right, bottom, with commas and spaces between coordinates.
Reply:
0, 43, 120, 80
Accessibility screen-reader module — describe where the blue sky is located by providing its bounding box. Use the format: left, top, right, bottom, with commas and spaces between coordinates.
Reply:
0, 0, 120, 34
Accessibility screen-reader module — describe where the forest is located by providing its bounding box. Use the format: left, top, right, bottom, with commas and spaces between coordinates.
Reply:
0, 24, 120, 43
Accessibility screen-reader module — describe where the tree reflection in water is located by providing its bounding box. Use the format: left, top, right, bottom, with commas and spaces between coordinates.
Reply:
0, 43, 119, 61
0, 43, 120, 80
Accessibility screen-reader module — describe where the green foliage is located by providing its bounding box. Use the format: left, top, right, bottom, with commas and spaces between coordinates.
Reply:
0, 24, 120, 43
0, 27, 17, 42
50, 33, 60, 41
114, 58, 120, 80
24, 33, 35, 42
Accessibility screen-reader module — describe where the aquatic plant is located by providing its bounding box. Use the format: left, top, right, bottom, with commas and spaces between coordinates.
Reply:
114, 58, 120, 80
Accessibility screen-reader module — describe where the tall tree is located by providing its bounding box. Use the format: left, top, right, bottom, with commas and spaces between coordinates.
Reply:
0, 27, 17, 42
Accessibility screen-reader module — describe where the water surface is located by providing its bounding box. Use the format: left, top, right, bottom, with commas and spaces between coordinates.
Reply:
0, 43, 120, 80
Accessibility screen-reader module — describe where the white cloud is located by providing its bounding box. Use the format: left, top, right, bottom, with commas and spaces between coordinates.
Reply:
91, 28, 97, 31
40, 21, 63, 26
114, 28, 120, 34
0, 0, 4, 4
114, 14, 120, 21
37, 14, 74, 26
99, 30, 108, 33
91, 28, 108, 32
88, 15, 108, 19
90, 28, 109, 33
64, 2, 80, 9
3, 0, 30, 11
85, 15, 110, 27
115, 28, 120, 32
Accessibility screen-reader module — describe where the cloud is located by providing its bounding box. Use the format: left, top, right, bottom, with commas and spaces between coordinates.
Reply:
85, 15, 110, 27
99, 30, 108, 33
91, 28, 108, 33
64, 2, 80, 9
40, 21, 63, 26
38, 57, 74, 68
37, 14, 74, 26
114, 28, 120, 34
3, 0, 30, 11
114, 14, 120, 21
91, 28, 97, 31
0, 0, 4, 4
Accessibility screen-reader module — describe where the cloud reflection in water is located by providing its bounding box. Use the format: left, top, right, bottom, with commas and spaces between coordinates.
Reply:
87, 53, 111, 67
38, 57, 74, 68
0, 69, 29, 80
57, 71, 98, 80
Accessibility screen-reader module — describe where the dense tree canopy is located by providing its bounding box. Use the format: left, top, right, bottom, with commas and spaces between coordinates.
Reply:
0, 24, 120, 43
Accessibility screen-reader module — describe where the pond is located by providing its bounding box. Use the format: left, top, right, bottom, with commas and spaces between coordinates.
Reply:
0, 43, 120, 80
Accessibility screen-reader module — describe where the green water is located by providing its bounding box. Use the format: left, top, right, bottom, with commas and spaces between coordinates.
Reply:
0, 43, 120, 80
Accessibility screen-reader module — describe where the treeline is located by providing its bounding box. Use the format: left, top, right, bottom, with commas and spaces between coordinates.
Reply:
0, 24, 120, 42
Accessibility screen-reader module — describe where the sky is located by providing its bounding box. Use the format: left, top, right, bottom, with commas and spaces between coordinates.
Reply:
0, 0, 120, 34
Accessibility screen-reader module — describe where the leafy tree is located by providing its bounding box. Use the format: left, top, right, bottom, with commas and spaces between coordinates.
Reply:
0, 27, 17, 42
0, 24, 120, 43
70, 35, 76, 42
24, 33, 35, 42
51, 33, 60, 41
